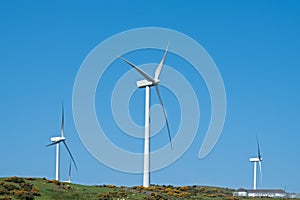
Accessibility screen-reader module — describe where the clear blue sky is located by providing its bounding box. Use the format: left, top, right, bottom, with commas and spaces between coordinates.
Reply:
1, 0, 300, 193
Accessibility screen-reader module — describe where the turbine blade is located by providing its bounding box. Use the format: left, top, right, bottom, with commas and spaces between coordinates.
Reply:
61, 102, 64, 138
68, 159, 72, 181
155, 85, 172, 149
154, 42, 169, 81
119, 56, 155, 82
46, 141, 59, 147
63, 141, 78, 171
259, 161, 262, 184
256, 136, 261, 160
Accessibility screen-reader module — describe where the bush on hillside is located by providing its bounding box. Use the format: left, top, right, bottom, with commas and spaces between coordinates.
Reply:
13, 190, 34, 200
46, 180, 60, 185
25, 178, 36, 181
20, 183, 33, 191
0, 197, 12, 200
0, 188, 9, 195
2, 183, 19, 191
4, 176, 25, 184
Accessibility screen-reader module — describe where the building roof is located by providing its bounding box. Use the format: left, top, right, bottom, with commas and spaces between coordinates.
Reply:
235, 188, 286, 194
236, 188, 246, 192
247, 189, 286, 193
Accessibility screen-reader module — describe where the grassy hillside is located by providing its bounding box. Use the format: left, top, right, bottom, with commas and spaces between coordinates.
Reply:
0, 176, 296, 200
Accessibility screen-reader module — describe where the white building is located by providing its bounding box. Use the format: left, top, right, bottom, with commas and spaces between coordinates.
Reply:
288, 193, 300, 198
233, 188, 287, 198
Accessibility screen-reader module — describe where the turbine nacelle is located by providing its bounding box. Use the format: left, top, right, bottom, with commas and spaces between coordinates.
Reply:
50, 136, 66, 143
136, 80, 154, 88
154, 79, 160, 84
249, 157, 262, 162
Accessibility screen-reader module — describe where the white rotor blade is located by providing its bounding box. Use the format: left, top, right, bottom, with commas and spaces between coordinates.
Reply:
63, 141, 78, 171
154, 42, 169, 81
155, 85, 172, 149
46, 141, 59, 147
119, 56, 155, 83
256, 136, 261, 160
258, 161, 262, 184
61, 102, 64, 138
68, 159, 72, 180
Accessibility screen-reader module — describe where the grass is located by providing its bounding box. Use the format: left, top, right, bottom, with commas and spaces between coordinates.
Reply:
0, 176, 298, 200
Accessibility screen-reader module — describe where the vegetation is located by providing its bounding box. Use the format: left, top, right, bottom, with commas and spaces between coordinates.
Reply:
0, 177, 40, 200
0, 176, 298, 200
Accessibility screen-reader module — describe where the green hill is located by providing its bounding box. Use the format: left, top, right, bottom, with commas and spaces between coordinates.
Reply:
0, 176, 295, 200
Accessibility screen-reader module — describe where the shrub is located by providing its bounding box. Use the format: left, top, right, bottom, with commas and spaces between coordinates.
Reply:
98, 192, 114, 199
20, 183, 33, 191
180, 186, 189, 191
207, 193, 217, 197
46, 180, 60, 185
105, 184, 116, 188
2, 183, 19, 191
198, 186, 207, 193
22, 193, 34, 200
31, 187, 41, 196
144, 194, 167, 200
177, 192, 190, 197
145, 186, 156, 191
0, 197, 12, 200
14, 190, 34, 200
98, 191, 127, 200
132, 186, 144, 190
25, 178, 36, 181
4, 176, 25, 184
0, 188, 9, 195
225, 197, 239, 200
13, 190, 26, 197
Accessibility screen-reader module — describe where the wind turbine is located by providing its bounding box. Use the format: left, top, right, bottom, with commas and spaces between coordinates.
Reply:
119, 43, 172, 187
249, 137, 263, 190
65, 159, 72, 183
47, 103, 78, 181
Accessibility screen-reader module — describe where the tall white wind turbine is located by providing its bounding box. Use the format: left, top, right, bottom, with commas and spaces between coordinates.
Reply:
47, 103, 78, 181
249, 137, 263, 190
119, 43, 172, 187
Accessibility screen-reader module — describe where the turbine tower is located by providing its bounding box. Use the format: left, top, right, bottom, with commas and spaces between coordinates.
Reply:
249, 137, 262, 190
47, 103, 78, 181
119, 43, 172, 187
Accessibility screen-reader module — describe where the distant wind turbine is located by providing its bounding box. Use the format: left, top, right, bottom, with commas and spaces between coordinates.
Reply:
65, 159, 72, 183
119, 43, 172, 187
47, 102, 78, 181
249, 137, 263, 190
